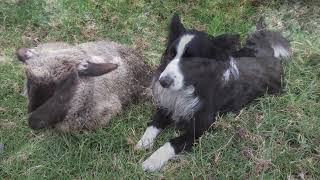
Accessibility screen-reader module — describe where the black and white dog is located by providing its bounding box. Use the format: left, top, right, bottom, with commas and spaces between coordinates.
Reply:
135, 14, 290, 171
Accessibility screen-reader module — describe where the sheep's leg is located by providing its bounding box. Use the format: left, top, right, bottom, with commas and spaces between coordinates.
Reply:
84, 94, 122, 131
56, 93, 122, 132
28, 71, 79, 130
142, 109, 216, 171
135, 109, 172, 150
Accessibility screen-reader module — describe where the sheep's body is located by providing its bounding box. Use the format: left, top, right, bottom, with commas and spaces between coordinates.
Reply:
21, 41, 151, 132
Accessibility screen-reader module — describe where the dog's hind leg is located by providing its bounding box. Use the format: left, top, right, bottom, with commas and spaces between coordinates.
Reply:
135, 109, 172, 150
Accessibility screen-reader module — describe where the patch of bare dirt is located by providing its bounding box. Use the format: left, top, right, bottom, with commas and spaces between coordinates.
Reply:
242, 147, 274, 177
212, 152, 221, 167
278, 106, 305, 119
287, 170, 313, 180
133, 37, 149, 54
235, 127, 263, 144
81, 22, 98, 39
0, 55, 9, 63
126, 137, 134, 146
21, 25, 43, 47
2, 0, 24, 4
0, 107, 8, 112
111, 15, 119, 25
0, 119, 16, 129
3, 152, 29, 165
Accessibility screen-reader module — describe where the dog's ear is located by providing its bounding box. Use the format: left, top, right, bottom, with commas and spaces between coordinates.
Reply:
78, 62, 118, 76
167, 13, 185, 46
28, 71, 79, 130
16, 48, 37, 63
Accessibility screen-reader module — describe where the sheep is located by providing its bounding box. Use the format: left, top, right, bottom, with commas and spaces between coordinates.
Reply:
16, 40, 152, 132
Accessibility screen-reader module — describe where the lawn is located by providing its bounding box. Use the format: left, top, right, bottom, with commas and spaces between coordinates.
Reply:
0, 0, 319, 179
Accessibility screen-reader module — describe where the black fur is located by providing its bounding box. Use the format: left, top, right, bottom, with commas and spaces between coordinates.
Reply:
163, 13, 240, 64
145, 15, 289, 159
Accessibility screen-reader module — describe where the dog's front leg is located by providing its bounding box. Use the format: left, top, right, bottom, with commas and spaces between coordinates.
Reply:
135, 108, 172, 150
142, 110, 216, 172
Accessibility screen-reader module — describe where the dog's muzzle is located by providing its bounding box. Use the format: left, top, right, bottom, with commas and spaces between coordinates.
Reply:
159, 76, 174, 88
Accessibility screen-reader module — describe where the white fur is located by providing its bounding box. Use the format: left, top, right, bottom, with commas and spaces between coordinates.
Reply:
272, 44, 289, 58
21, 83, 28, 97
153, 81, 201, 121
223, 57, 240, 82
142, 142, 176, 172
223, 69, 231, 82
78, 56, 122, 71
78, 61, 88, 71
90, 56, 105, 63
160, 34, 194, 91
25, 49, 38, 59
160, 58, 183, 90
175, 34, 194, 59
135, 126, 161, 150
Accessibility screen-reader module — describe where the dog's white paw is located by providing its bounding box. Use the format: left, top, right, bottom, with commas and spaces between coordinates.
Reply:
141, 142, 176, 172
135, 139, 154, 150
142, 155, 164, 172
135, 126, 161, 150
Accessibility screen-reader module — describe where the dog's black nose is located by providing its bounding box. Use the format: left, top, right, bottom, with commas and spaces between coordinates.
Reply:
159, 76, 173, 88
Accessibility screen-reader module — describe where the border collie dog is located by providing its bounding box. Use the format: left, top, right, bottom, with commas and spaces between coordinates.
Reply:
135, 14, 290, 171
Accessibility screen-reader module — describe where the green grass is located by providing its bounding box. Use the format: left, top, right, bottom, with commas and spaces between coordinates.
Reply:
1, 0, 319, 179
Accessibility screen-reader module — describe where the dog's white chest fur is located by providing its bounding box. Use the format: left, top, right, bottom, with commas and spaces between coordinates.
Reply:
152, 81, 201, 121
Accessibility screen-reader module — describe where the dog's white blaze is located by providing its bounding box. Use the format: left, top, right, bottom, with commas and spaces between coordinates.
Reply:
272, 44, 289, 58
142, 142, 176, 172
160, 34, 194, 91
175, 34, 194, 59
160, 58, 183, 90
153, 81, 200, 121
135, 126, 161, 150
223, 57, 239, 82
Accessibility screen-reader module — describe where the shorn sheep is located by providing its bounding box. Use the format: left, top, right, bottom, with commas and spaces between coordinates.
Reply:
17, 40, 151, 132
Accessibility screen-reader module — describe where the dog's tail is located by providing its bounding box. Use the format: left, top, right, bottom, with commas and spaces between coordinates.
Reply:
262, 18, 291, 59
235, 17, 291, 59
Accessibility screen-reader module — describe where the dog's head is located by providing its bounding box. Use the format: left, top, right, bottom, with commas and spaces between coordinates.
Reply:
157, 14, 239, 91
17, 46, 118, 115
